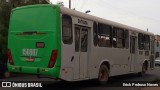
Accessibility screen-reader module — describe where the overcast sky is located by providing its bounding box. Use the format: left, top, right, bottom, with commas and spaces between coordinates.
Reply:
50, 0, 160, 35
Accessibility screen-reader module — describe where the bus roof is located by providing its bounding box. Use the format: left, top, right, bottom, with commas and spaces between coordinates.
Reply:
11, 4, 154, 35
11, 4, 58, 12
60, 6, 154, 35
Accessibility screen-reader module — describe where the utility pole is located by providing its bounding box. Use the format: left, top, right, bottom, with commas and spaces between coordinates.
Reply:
69, 0, 71, 8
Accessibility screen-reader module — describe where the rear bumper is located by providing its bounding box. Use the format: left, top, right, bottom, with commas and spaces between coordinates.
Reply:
7, 64, 60, 78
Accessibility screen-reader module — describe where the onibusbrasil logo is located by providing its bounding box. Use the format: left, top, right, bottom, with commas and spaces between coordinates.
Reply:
2, 82, 42, 87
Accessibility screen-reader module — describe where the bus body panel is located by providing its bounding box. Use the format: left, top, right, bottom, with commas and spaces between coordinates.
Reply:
60, 7, 155, 80
60, 16, 93, 81
7, 4, 155, 81
8, 5, 61, 77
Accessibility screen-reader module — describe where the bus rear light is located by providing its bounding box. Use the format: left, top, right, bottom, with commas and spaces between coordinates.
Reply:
48, 50, 58, 68
7, 49, 14, 65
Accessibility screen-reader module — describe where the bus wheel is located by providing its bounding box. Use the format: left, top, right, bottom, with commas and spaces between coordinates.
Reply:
98, 64, 109, 85
139, 63, 147, 76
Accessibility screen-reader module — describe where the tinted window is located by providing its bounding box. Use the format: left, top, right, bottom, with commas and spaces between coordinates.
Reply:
75, 27, 80, 52
144, 35, 150, 50
62, 15, 72, 44
81, 29, 88, 52
98, 23, 112, 47
130, 37, 136, 54
138, 33, 144, 50
93, 22, 98, 46
124, 30, 129, 49
113, 28, 124, 48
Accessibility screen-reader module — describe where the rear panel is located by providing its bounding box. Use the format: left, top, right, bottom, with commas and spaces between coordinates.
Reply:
8, 4, 61, 78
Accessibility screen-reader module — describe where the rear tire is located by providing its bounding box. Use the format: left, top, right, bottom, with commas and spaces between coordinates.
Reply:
98, 64, 109, 85
138, 63, 147, 76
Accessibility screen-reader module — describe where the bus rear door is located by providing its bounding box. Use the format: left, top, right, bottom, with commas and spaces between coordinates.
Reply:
130, 36, 138, 72
74, 26, 89, 79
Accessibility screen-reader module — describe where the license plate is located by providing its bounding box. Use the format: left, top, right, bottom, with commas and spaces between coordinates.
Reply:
26, 57, 35, 62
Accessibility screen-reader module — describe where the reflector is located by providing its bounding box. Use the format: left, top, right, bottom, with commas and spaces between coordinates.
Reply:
36, 42, 45, 48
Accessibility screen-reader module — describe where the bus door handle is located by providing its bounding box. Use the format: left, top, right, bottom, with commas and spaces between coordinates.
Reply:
71, 56, 74, 62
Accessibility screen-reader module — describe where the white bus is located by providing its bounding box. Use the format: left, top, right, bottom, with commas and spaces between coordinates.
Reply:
60, 6, 155, 83
8, 4, 155, 85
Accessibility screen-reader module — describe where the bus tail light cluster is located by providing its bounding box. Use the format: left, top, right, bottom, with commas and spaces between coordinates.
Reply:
48, 50, 58, 68
7, 49, 14, 65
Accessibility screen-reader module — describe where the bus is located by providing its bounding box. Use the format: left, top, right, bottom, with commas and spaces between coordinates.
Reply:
8, 4, 155, 84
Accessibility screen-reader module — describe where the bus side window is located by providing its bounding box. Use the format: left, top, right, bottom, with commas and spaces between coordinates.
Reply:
93, 22, 98, 46
75, 27, 80, 52
124, 30, 129, 49
144, 35, 150, 50
138, 33, 144, 50
113, 27, 124, 48
62, 14, 73, 44
98, 23, 112, 47
113, 28, 117, 47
